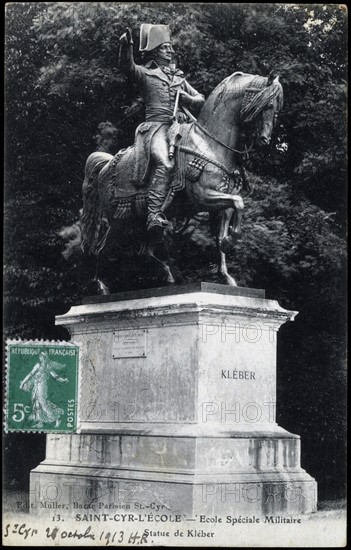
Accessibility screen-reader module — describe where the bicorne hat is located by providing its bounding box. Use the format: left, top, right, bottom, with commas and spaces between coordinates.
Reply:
139, 24, 171, 52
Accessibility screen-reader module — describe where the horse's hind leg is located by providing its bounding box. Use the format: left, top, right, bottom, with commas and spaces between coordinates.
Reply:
94, 251, 111, 295
216, 209, 237, 286
147, 235, 175, 285
94, 225, 113, 295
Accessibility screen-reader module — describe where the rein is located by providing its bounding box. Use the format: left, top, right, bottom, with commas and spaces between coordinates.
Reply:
191, 74, 282, 159
194, 120, 254, 157
176, 76, 273, 187
179, 119, 254, 179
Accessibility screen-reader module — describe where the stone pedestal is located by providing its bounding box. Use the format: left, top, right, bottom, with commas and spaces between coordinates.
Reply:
30, 283, 317, 516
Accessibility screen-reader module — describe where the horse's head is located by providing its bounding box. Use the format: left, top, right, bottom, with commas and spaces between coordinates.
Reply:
198, 71, 283, 155
256, 97, 279, 147
240, 71, 283, 148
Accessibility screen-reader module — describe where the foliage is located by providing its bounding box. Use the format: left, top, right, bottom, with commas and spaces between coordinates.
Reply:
4, 3, 347, 500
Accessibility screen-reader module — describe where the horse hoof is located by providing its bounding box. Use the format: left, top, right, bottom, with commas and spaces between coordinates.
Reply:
226, 276, 237, 287
218, 272, 237, 286
97, 279, 110, 295
166, 273, 176, 285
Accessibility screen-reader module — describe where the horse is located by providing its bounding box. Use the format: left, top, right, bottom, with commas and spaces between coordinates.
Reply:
80, 71, 283, 293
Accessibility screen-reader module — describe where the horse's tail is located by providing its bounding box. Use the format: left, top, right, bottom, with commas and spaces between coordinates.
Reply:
81, 152, 112, 255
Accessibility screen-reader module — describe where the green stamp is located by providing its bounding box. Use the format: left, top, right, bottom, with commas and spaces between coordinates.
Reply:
5, 340, 79, 433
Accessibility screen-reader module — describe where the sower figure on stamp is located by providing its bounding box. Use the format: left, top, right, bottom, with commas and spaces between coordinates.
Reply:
19, 352, 68, 429
118, 24, 205, 238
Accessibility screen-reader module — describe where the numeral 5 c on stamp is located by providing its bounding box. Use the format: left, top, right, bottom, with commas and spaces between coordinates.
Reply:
5, 340, 79, 433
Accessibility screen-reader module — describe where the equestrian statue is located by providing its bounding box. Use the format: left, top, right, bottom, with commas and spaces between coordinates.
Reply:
79, 24, 283, 293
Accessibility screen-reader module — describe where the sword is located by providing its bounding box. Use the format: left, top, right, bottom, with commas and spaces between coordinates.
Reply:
168, 88, 181, 159
173, 88, 181, 121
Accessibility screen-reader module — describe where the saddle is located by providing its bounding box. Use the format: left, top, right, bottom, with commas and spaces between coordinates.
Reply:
102, 122, 192, 202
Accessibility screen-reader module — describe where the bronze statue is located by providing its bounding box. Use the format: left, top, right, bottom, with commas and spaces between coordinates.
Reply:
80, 24, 283, 293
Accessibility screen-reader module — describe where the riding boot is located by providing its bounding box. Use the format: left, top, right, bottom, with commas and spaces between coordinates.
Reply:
147, 166, 170, 235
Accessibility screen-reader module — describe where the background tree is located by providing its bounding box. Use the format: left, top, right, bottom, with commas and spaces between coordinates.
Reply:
4, 2, 347, 504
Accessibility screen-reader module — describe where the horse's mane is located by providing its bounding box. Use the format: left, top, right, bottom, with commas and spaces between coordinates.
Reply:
209, 72, 284, 123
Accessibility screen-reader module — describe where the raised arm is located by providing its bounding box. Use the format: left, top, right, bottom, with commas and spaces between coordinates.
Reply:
118, 27, 134, 72
118, 27, 145, 89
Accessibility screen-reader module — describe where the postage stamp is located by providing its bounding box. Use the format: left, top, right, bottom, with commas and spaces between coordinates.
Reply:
5, 340, 79, 433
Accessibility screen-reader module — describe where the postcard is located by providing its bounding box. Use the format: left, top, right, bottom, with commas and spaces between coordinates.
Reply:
3, 3, 347, 547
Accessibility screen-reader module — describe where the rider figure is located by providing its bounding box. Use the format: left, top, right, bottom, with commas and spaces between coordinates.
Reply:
118, 24, 205, 235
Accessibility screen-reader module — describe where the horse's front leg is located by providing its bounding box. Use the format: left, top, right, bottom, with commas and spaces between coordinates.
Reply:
220, 198, 244, 254
193, 184, 245, 253
216, 208, 237, 286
